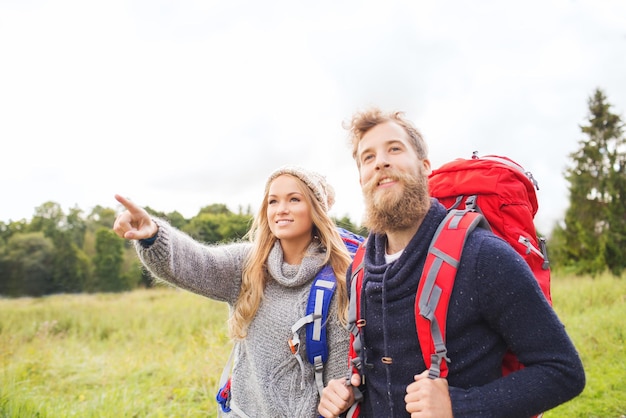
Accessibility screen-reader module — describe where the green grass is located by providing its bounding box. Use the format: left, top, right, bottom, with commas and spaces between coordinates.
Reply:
0, 288, 232, 417
1, 274, 625, 417
544, 273, 626, 418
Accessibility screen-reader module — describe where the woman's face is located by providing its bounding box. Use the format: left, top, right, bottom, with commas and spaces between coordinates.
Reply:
266, 174, 314, 244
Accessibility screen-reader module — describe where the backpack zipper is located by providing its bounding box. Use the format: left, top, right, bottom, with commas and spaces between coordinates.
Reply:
517, 235, 551, 270
518, 235, 544, 259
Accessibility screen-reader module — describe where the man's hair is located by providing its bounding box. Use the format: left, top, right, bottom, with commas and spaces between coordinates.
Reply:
345, 107, 429, 166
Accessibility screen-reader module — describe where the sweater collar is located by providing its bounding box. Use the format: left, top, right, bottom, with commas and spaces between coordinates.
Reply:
267, 240, 326, 288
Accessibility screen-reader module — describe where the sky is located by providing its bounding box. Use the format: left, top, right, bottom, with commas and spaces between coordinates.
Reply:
1, 0, 625, 234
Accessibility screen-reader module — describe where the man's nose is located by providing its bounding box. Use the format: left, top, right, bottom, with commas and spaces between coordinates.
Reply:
375, 154, 390, 169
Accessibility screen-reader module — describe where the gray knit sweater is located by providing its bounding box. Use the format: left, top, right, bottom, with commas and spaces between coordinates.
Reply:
134, 218, 350, 417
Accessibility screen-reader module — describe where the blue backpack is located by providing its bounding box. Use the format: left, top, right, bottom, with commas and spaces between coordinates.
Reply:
216, 227, 364, 414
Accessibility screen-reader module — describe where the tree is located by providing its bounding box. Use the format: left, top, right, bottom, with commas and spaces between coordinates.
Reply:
50, 233, 92, 293
87, 205, 118, 231
0, 219, 28, 246
164, 211, 187, 230
93, 228, 128, 292
0, 232, 55, 296
66, 206, 87, 248
183, 212, 252, 243
198, 203, 232, 215
560, 88, 626, 276
28, 202, 93, 293
29, 201, 65, 238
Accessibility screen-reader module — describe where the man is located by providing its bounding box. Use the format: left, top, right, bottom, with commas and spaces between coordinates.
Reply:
318, 108, 585, 418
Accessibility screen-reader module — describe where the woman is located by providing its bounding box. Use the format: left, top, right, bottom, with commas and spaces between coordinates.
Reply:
113, 166, 355, 417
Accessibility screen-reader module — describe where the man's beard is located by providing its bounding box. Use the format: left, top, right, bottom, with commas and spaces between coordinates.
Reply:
362, 168, 431, 234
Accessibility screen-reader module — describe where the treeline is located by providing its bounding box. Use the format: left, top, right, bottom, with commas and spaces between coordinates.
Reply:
1, 88, 624, 297
0, 201, 364, 298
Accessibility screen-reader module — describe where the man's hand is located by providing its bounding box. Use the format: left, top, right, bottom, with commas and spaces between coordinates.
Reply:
405, 370, 452, 418
112, 194, 158, 240
318, 374, 360, 418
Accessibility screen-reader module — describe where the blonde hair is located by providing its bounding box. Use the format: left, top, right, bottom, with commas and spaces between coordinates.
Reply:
345, 107, 429, 166
228, 173, 352, 340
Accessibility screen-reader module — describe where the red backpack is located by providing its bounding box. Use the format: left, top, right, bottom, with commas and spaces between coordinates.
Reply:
346, 153, 551, 417
429, 153, 551, 304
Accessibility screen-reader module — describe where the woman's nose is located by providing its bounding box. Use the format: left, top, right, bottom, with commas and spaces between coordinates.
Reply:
277, 202, 289, 214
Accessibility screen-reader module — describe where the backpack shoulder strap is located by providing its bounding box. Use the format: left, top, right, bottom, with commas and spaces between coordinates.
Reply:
347, 241, 366, 374
289, 264, 336, 397
289, 228, 365, 397
345, 241, 367, 418
416, 209, 487, 379
305, 265, 337, 395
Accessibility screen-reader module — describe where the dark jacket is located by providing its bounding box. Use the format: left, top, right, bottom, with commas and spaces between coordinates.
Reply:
352, 199, 585, 418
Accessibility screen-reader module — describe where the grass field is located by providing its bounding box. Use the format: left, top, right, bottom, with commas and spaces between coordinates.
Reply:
1, 274, 625, 417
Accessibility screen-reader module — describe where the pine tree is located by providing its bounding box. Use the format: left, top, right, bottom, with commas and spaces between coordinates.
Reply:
562, 88, 626, 276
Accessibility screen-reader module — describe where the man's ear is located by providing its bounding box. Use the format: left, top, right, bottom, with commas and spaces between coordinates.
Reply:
422, 158, 432, 175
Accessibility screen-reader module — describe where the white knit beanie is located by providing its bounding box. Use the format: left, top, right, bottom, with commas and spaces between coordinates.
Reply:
265, 165, 336, 212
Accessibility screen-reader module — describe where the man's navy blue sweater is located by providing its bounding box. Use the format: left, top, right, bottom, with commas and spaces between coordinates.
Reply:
351, 200, 585, 418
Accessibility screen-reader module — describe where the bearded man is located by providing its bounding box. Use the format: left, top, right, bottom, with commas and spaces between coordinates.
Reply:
318, 108, 585, 418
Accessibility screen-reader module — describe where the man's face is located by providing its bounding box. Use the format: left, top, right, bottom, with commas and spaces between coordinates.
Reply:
357, 121, 430, 196
356, 121, 432, 233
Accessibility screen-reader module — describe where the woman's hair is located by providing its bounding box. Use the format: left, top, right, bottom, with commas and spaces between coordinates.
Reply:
345, 107, 428, 165
228, 173, 352, 340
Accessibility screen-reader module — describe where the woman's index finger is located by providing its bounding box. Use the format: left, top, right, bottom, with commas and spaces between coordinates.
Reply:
114, 194, 142, 213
